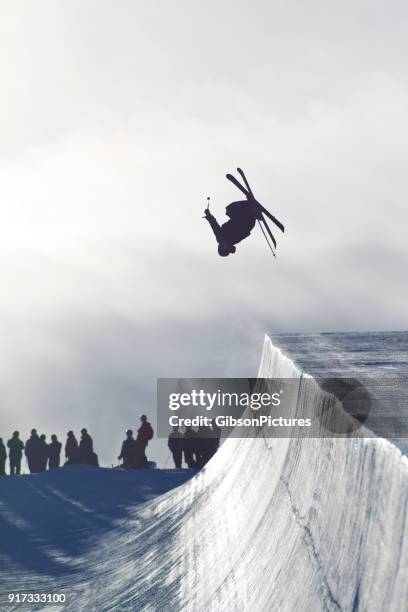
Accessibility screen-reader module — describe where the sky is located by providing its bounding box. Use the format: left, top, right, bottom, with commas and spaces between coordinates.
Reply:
1, 1, 408, 467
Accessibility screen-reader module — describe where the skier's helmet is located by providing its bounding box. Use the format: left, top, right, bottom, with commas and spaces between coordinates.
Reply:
218, 243, 236, 257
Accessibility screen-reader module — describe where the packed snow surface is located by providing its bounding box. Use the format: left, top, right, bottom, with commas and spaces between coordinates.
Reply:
0, 337, 407, 611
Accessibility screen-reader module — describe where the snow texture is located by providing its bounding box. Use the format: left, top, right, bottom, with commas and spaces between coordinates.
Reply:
0, 336, 407, 611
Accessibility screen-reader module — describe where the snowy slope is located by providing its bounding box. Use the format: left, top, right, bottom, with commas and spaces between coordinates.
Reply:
0, 336, 407, 611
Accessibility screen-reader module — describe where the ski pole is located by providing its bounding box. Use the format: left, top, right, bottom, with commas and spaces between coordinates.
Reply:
202, 196, 210, 218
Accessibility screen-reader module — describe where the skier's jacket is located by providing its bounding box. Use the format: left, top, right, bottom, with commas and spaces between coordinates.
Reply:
137, 422, 154, 446
205, 201, 257, 247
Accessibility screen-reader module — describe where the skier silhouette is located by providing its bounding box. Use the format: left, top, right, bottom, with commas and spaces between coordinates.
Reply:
204, 168, 284, 257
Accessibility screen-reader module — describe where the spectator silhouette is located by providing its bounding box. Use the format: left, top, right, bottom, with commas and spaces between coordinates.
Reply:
79, 428, 93, 453
39, 434, 48, 471
7, 431, 24, 475
78, 429, 98, 466
65, 431, 79, 463
136, 415, 153, 467
196, 425, 213, 468
168, 426, 183, 468
0, 438, 6, 475
210, 419, 222, 458
118, 429, 139, 468
183, 426, 198, 468
25, 429, 43, 473
48, 434, 62, 469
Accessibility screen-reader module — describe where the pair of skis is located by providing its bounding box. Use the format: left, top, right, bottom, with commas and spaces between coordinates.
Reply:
226, 168, 284, 258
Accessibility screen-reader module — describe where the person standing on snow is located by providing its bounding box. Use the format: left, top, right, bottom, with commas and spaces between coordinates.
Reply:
209, 419, 222, 458
183, 426, 198, 468
48, 434, 62, 469
118, 429, 138, 468
78, 428, 98, 466
0, 438, 7, 475
25, 429, 42, 473
79, 428, 93, 453
168, 426, 183, 468
195, 424, 213, 468
39, 434, 48, 471
7, 431, 24, 475
65, 430, 78, 463
136, 415, 153, 467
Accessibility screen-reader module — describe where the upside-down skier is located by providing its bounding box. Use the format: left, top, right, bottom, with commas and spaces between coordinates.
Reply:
204, 168, 285, 257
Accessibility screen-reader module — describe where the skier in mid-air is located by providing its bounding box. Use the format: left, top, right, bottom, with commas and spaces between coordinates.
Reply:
204, 168, 285, 257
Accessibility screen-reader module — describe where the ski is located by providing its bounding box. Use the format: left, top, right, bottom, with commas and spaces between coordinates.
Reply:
226, 173, 250, 197
259, 204, 284, 233
229, 169, 285, 234
225, 168, 284, 257
236, 167, 254, 198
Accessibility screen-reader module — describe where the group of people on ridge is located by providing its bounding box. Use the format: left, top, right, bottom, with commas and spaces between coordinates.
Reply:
167, 421, 221, 469
1, 416, 153, 476
0, 415, 222, 475
0, 428, 97, 476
